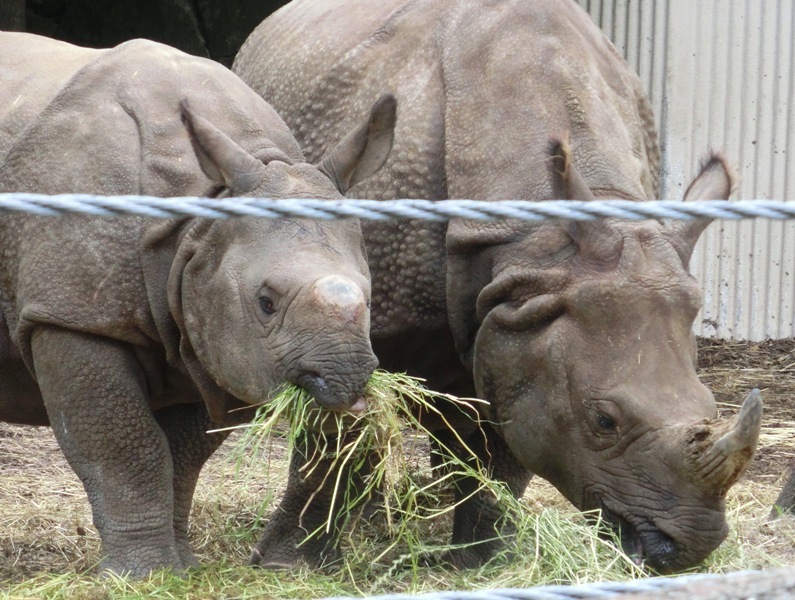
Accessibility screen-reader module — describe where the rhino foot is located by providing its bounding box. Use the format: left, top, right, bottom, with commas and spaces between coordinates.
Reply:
440, 537, 511, 570
248, 514, 342, 571
175, 538, 200, 569
98, 545, 186, 579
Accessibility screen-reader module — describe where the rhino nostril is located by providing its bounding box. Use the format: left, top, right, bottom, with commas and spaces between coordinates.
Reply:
296, 371, 354, 411
658, 537, 676, 559
297, 371, 327, 393
643, 529, 680, 571
294, 365, 374, 412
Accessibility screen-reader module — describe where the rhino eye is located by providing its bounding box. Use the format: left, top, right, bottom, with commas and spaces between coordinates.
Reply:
259, 296, 276, 315
596, 413, 616, 431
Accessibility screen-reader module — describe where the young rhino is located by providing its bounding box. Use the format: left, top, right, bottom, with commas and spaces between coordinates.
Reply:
0, 33, 395, 577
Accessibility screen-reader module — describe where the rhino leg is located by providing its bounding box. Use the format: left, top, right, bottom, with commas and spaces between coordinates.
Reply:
155, 403, 229, 567
250, 430, 372, 570
31, 326, 183, 577
771, 463, 795, 518
445, 425, 533, 568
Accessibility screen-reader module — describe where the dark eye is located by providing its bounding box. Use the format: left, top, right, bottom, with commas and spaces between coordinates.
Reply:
596, 413, 616, 431
259, 296, 276, 315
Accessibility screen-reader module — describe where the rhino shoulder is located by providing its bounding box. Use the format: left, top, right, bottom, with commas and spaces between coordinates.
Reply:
434, 0, 658, 200
0, 217, 160, 374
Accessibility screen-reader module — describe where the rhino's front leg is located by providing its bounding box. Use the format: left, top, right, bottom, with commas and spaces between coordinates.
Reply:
155, 403, 229, 567
446, 424, 533, 568
250, 430, 371, 570
31, 327, 182, 577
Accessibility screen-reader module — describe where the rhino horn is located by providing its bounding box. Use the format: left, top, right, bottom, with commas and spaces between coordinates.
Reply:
180, 99, 265, 194
664, 154, 736, 265
694, 389, 762, 495
549, 137, 622, 267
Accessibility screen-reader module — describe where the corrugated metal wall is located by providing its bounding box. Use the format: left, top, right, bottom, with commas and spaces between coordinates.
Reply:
578, 0, 795, 340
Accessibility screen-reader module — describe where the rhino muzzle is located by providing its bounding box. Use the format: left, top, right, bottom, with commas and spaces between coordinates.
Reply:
288, 276, 376, 413
293, 349, 378, 414
597, 389, 762, 571
601, 505, 726, 572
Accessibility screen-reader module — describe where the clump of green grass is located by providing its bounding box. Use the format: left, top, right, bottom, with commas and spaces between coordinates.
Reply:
227, 369, 514, 568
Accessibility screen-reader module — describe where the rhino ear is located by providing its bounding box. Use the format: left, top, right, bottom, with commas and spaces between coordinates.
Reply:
318, 94, 397, 194
549, 137, 622, 267
549, 137, 596, 203
665, 153, 735, 265
180, 99, 266, 195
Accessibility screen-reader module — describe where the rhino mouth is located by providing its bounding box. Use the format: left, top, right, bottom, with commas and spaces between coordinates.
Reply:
295, 371, 369, 414
600, 504, 679, 572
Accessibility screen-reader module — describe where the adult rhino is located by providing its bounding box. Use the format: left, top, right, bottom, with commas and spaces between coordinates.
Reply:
233, 0, 762, 573
0, 33, 396, 577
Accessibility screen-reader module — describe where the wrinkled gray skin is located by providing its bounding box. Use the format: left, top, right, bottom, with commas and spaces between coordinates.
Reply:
234, 0, 762, 572
0, 33, 396, 577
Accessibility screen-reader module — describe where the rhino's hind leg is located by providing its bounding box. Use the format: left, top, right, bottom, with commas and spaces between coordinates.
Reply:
250, 430, 372, 570
445, 425, 533, 569
155, 403, 229, 567
31, 326, 183, 577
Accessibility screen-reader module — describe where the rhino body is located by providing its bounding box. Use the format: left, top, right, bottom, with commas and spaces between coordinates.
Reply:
234, 0, 761, 571
0, 33, 395, 576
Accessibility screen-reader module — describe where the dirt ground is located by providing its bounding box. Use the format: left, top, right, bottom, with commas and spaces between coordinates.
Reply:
1, 338, 794, 583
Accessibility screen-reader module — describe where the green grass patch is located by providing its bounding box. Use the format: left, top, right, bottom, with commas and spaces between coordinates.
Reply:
225, 370, 504, 566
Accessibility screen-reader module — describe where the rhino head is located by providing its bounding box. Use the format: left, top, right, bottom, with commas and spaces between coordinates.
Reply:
159, 95, 397, 422
446, 141, 761, 571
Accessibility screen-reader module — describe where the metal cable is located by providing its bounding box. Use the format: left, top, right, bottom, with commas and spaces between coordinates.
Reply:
1, 194, 795, 220
322, 570, 760, 600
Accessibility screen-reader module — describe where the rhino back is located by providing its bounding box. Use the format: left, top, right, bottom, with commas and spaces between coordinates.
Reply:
2, 37, 304, 197
235, 0, 448, 201
235, 0, 658, 201
0, 33, 101, 164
